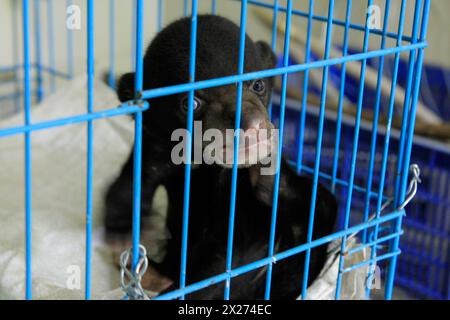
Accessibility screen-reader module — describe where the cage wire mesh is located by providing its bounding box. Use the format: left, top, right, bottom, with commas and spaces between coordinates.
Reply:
0, 0, 446, 300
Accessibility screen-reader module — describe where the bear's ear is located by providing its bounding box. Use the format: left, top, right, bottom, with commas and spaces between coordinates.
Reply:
256, 41, 277, 69
117, 72, 136, 102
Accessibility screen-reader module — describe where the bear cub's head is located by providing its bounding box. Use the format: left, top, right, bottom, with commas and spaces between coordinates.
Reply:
118, 15, 277, 168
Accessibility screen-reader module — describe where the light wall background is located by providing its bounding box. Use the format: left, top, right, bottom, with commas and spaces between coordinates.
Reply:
0, 0, 448, 81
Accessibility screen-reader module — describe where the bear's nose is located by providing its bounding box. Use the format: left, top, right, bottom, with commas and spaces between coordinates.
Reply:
242, 117, 269, 132
240, 117, 273, 144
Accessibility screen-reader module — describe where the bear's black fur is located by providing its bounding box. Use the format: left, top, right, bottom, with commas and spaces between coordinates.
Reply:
105, 15, 337, 299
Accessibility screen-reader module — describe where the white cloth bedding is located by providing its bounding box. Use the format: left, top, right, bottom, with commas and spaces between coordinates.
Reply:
0, 76, 132, 299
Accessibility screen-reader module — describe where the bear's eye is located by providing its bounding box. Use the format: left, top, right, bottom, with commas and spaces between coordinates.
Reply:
251, 79, 266, 94
181, 97, 201, 112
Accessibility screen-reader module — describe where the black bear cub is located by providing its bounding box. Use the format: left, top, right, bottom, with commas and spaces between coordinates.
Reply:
105, 15, 337, 299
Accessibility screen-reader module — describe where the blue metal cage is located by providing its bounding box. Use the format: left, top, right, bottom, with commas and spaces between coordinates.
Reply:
1, 0, 443, 300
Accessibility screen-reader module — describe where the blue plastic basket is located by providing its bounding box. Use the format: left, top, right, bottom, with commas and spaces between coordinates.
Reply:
271, 94, 450, 300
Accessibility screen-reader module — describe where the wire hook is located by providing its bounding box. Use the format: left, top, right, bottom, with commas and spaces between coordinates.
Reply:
120, 244, 150, 300
336, 164, 421, 256
398, 164, 421, 210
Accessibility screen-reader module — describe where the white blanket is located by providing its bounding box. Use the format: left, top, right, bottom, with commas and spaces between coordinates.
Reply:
0, 76, 132, 299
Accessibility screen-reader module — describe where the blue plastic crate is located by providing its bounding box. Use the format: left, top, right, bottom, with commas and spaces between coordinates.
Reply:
271, 94, 450, 300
